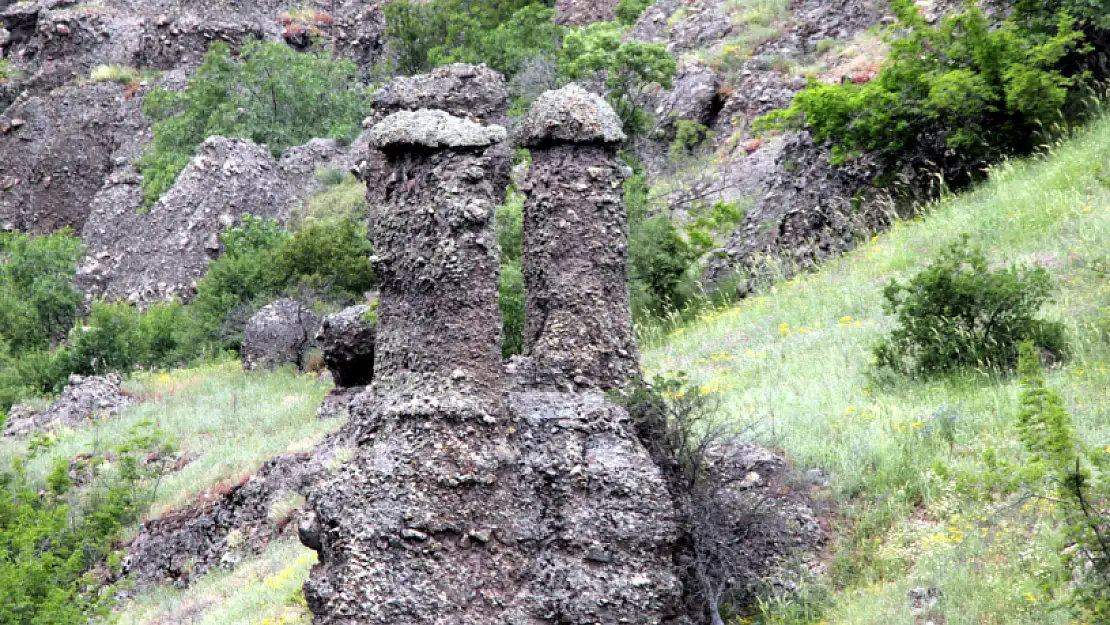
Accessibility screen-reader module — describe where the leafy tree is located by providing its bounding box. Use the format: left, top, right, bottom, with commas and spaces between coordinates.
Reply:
271, 217, 376, 299
756, 0, 1092, 183
0, 232, 84, 353
558, 22, 676, 136
384, 0, 549, 76
138, 40, 367, 204
66, 301, 145, 377
874, 236, 1067, 375
432, 4, 563, 78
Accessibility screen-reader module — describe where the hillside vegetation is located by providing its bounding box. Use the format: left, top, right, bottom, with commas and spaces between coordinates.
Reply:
643, 115, 1110, 623
87, 109, 1110, 625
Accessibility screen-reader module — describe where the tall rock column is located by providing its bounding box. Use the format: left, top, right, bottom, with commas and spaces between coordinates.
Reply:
518, 84, 638, 389
302, 95, 525, 622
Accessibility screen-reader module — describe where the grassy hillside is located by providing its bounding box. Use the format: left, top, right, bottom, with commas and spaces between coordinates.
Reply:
643, 116, 1110, 623
81, 116, 1110, 624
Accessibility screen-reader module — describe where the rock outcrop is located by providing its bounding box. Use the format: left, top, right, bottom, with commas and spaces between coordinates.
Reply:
0, 83, 147, 233
2, 373, 129, 437
302, 71, 684, 625
518, 84, 638, 390
77, 135, 359, 302
317, 304, 376, 388
241, 298, 320, 372
314, 303, 376, 421
124, 451, 326, 587
705, 132, 891, 291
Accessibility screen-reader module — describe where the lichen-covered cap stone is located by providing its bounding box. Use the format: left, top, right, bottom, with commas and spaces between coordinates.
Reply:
370, 109, 507, 150
518, 84, 626, 147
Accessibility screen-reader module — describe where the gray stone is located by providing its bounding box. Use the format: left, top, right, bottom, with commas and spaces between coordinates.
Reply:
519, 89, 638, 390
370, 109, 506, 150
2, 373, 130, 437
517, 84, 626, 147
316, 304, 376, 388
241, 298, 319, 372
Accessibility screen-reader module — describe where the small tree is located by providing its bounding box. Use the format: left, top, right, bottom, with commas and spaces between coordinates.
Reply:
1014, 343, 1110, 619
558, 22, 676, 136
874, 235, 1066, 375
138, 40, 367, 204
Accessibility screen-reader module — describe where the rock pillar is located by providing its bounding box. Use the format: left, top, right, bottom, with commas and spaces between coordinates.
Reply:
302, 72, 525, 624
367, 108, 508, 409
518, 84, 638, 389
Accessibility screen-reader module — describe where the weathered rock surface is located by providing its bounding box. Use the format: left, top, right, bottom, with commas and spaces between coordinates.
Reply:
553, 0, 619, 26
124, 452, 326, 587
77, 135, 359, 302
2, 373, 129, 437
242, 298, 320, 372
304, 74, 684, 625
519, 84, 637, 390
317, 304, 376, 388
0, 83, 147, 233
705, 132, 890, 290
370, 63, 510, 125
370, 108, 507, 150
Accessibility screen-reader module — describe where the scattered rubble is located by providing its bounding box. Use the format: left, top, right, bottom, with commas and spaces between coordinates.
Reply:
2, 374, 130, 437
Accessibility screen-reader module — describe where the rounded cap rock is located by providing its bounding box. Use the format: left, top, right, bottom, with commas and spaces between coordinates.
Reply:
517, 84, 626, 147
370, 109, 507, 150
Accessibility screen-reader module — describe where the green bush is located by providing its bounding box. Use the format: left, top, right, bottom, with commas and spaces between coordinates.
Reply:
615, 0, 652, 25
383, 0, 557, 77
873, 236, 1066, 375
558, 22, 676, 136
1014, 344, 1110, 619
183, 214, 375, 353
181, 216, 290, 351
497, 194, 525, 357
0, 231, 84, 354
66, 301, 144, 377
138, 40, 367, 205
756, 0, 1096, 181
0, 424, 173, 625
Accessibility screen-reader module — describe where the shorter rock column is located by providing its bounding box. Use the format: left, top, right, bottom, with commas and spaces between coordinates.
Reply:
518, 84, 638, 389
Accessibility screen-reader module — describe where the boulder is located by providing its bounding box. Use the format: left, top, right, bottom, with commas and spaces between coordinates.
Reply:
316, 304, 375, 388
2, 374, 129, 437
241, 299, 319, 372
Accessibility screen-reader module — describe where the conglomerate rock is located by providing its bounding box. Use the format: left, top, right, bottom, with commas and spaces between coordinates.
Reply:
241, 298, 320, 372
316, 304, 376, 388
2, 373, 129, 437
302, 71, 684, 625
518, 84, 638, 390
0, 83, 147, 233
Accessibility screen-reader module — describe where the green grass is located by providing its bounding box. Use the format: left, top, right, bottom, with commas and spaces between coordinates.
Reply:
115, 539, 315, 625
642, 117, 1110, 624
89, 64, 161, 85
0, 361, 336, 517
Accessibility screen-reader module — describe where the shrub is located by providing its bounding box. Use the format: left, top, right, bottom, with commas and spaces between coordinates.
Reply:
138, 40, 367, 204
66, 300, 144, 376
755, 0, 1096, 183
873, 236, 1066, 375
497, 194, 525, 357
0, 231, 84, 354
615, 0, 652, 25
0, 424, 173, 625
181, 216, 288, 351
500, 261, 526, 358
183, 213, 375, 354
383, 0, 554, 76
1014, 343, 1110, 619
558, 22, 676, 137
271, 217, 376, 299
